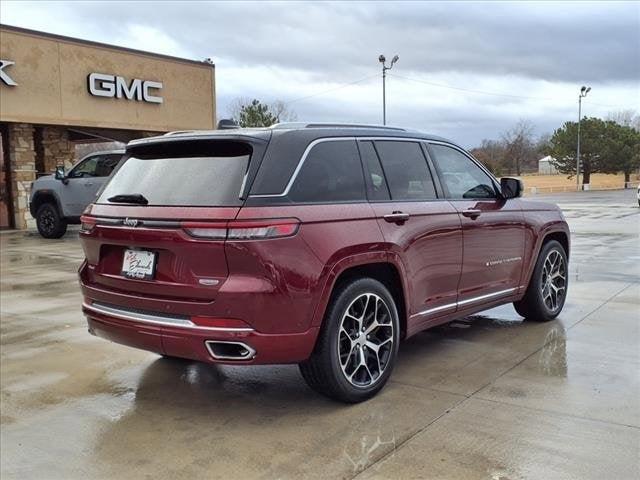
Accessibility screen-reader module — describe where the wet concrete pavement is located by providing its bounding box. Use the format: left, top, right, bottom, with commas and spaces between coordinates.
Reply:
1, 189, 639, 479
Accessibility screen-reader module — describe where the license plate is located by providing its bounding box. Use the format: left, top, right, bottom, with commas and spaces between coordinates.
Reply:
121, 249, 156, 280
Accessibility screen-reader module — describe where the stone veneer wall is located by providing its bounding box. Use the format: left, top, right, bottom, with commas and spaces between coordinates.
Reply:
41, 127, 76, 172
8, 123, 36, 229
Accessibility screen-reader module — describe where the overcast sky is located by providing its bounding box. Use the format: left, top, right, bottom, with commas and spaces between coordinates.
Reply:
2, 1, 639, 146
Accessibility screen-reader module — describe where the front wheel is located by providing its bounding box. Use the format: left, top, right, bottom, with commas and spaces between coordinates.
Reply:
299, 278, 400, 403
514, 240, 568, 322
36, 203, 67, 239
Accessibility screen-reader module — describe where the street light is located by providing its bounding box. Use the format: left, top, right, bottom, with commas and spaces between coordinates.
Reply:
576, 85, 591, 191
379, 54, 399, 125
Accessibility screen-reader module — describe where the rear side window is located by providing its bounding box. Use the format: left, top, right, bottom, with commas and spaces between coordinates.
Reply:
374, 141, 437, 200
95, 155, 122, 177
97, 142, 251, 206
288, 140, 365, 203
359, 141, 390, 201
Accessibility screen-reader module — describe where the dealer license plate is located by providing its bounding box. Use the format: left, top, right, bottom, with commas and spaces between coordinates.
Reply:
121, 249, 156, 280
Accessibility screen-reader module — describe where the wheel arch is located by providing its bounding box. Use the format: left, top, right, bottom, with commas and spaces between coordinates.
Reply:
521, 227, 570, 293
30, 190, 63, 218
311, 254, 409, 340
542, 230, 569, 258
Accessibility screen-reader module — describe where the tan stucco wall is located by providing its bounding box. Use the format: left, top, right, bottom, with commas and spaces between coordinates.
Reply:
0, 27, 215, 132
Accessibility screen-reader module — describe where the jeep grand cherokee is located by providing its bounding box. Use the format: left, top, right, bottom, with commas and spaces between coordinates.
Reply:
78, 123, 570, 403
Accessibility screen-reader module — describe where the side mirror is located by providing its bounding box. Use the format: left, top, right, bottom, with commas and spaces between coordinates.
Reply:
54, 165, 66, 180
500, 177, 523, 199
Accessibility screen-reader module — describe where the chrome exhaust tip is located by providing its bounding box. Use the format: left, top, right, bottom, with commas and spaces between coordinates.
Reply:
205, 340, 256, 360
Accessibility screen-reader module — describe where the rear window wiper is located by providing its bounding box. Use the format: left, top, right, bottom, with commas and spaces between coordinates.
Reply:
107, 194, 149, 205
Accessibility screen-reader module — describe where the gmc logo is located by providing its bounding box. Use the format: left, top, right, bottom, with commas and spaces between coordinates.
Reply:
88, 72, 163, 104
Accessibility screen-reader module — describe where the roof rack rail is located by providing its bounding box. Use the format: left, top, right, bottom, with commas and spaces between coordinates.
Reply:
270, 122, 407, 131
163, 130, 196, 136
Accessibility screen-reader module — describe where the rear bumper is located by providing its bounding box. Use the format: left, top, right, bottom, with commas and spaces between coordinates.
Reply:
84, 303, 319, 365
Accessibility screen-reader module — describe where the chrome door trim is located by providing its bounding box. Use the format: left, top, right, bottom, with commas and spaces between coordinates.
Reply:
249, 136, 442, 199
249, 137, 357, 198
456, 287, 517, 306
410, 287, 517, 319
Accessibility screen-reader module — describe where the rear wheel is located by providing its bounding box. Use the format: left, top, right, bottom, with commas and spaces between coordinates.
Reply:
299, 278, 399, 403
514, 240, 568, 322
36, 203, 67, 239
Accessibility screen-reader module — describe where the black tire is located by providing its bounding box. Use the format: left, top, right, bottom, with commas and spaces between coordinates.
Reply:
36, 203, 67, 239
514, 240, 568, 322
299, 278, 400, 403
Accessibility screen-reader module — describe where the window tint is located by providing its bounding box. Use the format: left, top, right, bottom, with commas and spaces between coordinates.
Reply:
69, 156, 99, 178
359, 141, 390, 201
374, 141, 437, 200
429, 144, 497, 199
98, 148, 250, 206
288, 140, 365, 203
94, 154, 121, 177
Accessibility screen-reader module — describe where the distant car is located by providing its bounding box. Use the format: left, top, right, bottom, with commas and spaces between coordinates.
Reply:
637, 184, 640, 207
29, 150, 124, 238
77, 124, 570, 403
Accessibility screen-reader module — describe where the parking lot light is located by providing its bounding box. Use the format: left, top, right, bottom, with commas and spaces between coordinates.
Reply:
577, 85, 591, 191
379, 54, 399, 125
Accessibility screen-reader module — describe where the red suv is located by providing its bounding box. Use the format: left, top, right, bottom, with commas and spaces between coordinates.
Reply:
79, 124, 569, 402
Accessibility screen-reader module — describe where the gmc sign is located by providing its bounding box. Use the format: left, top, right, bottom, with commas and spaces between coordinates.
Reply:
88, 72, 163, 104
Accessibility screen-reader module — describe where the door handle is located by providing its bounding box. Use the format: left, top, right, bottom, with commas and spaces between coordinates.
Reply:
383, 212, 410, 224
84, 182, 94, 187
461, 209, 482, 219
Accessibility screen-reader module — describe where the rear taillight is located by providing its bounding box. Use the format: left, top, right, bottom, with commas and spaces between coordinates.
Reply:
183, 227, 227, 239
80, 215, 96, 233
228, 222, 298, 239
182, 219, 299, 240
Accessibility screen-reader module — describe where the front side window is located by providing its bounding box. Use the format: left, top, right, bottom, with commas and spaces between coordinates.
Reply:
288, 140, 365, 203
428, 144, 497, 199
374, 141, 437, 200
69, 156, 100, 178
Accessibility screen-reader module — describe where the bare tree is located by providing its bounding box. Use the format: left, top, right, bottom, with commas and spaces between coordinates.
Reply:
225, 97, 252, 125
470, 139, 506, 176
607, 109, 640, 131
501, 120, 536, 175
270, 100, 298, 123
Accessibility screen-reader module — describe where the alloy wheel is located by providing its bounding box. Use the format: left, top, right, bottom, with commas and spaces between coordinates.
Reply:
337, 293, 394, 388
540, 249, 566, 312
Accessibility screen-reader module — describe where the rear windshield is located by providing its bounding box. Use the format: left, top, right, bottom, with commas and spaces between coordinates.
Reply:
97, 142, 251, 207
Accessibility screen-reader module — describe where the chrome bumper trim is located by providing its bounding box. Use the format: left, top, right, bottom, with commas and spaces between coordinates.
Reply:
83, 302, 254, 332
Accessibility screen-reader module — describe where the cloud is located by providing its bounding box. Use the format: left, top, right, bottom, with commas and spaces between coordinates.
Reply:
2, 0, 638, 146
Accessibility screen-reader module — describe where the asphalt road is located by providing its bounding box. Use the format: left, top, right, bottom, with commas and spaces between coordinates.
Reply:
1, 189, 638, 479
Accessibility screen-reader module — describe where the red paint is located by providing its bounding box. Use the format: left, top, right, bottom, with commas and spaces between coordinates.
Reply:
79, 196, 568, 365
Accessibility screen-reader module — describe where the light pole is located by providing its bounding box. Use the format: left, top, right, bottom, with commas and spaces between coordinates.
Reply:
379, 54, 399, 125
576, 85, 591, 191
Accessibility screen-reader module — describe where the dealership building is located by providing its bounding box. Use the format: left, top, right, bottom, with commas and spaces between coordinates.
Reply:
0, 24, 216, 229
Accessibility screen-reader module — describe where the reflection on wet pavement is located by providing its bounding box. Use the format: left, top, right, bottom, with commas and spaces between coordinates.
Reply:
1, 190, 639, 479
